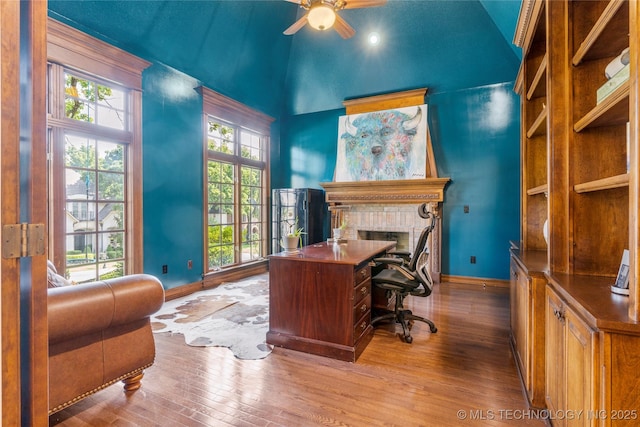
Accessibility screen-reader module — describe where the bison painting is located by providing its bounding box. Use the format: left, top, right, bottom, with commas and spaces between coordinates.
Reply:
335, 105, 428, 181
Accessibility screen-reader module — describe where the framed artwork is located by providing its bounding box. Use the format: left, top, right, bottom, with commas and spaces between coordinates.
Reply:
334, 104, 428, 182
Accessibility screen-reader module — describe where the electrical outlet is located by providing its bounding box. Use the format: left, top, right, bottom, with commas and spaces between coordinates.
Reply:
162, 264, 168, 274
470, 256, 476, 264
187, 260, 193, 269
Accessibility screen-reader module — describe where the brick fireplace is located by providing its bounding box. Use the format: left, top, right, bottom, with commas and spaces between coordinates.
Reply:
320, 179, 449, 283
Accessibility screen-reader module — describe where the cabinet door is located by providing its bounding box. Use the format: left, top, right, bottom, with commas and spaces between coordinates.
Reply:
546, 287, 565, 426
565, 308, 596, 427
510, 260, 519, 342
515, 266, 530, 388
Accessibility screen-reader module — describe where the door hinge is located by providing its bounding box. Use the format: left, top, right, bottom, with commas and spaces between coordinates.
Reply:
2, 223, 45, 259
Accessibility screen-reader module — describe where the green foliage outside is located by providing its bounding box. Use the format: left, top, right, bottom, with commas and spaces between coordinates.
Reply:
65, 73, 113, 123
207, 119, 264, 269
208, 224, 234, 268
67, 252, 96, 262
99, 262, 124, 280
64, 74, 126, 279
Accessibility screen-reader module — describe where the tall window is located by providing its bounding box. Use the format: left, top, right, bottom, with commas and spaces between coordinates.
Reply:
200, 87, 273, 273
47, 19, 149, 282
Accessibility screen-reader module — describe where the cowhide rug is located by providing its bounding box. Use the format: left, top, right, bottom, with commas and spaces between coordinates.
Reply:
151, 273, 272, 360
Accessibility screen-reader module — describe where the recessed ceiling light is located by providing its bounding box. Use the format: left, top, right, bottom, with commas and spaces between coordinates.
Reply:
368, 32, 380, 46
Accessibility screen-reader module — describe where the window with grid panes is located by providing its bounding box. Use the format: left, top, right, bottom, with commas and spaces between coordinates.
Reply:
47, 19, 148, 282
206, 118, 267, 270
200, 87, 272, 273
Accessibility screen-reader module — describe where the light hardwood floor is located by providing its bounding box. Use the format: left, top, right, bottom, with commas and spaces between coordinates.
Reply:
49, 280, 547, 427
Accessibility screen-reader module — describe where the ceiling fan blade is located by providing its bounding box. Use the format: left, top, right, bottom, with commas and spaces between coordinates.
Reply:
333, 14, 355, 39
342, 0, 387, 10
284, 14, 309, 35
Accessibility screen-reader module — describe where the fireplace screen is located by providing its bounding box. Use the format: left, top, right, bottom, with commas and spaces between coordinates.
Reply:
358, 230, 410, 252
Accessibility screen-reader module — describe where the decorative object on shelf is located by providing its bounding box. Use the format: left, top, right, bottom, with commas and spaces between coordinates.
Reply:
611, 249, 630, 296
597, 63, 630, 104
605, 47, 630, 79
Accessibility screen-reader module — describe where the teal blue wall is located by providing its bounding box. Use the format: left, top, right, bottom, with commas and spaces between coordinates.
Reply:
47, 2, 294, 117
284, 1, 520, 116
276, 110, 342, 190
278, 83, 520, 280
432, 83, 520, 280
141, 65, 204, 288
47, 2, 522, 284
47, 5, 291, 290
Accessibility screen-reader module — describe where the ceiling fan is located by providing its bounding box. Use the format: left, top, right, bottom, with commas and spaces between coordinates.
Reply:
283, 0, 387, 39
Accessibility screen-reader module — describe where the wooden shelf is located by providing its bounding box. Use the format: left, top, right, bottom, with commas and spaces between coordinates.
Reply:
574, 81, 629, 132
526, 53, 547, 100
526, 105, 547, 138
527, 184, 548, 196
572, 0, 629, 65
573, 173, 629, 194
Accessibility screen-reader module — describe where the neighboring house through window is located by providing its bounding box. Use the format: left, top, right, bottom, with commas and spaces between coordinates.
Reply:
199, 87, 273, 274
47, 19, 149, 283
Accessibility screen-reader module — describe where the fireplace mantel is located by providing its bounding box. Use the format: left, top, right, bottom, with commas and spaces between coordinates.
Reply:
320, 178, 450, 205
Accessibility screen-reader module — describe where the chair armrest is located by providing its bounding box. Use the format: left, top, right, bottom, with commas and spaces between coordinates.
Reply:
48, 274, 164, 344
373, 257, 404, 266
387, 250, 411, 259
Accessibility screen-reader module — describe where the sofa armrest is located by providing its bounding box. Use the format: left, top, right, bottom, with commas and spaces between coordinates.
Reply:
48, 274, 164, 344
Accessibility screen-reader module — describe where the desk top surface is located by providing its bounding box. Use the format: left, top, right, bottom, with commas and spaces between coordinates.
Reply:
269, 239, 395, 265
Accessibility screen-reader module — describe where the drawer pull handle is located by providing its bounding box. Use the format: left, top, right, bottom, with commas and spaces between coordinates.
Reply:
553, 308, 565, 321
360, 321, 367, 330
360, 303, 367, 312
360, 286, 367, 295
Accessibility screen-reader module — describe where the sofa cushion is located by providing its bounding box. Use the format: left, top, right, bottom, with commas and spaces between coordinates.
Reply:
47, 260, 71, 288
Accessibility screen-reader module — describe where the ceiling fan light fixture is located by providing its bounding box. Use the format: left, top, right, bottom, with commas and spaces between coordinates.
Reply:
308, 4, 336, 31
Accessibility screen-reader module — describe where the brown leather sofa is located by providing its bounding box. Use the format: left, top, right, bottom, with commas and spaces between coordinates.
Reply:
48, 274, 165, 414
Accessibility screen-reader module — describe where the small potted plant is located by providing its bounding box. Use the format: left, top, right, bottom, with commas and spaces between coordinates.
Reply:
333, 218, 347, 240
281, 221, 305, 252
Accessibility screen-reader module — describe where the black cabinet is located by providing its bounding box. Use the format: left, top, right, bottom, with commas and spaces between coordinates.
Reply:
271, 188, 327, 253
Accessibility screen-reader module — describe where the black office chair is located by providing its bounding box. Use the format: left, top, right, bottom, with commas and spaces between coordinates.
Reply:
371, 206, 437, 343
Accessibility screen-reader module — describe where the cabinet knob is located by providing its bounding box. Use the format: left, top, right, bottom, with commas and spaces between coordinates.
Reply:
553, 308, 565, 321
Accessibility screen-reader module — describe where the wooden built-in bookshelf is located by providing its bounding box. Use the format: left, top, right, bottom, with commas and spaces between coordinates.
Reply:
511, 0, 640, 419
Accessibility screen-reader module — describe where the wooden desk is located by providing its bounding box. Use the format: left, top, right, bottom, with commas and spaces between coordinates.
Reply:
267, 240, 395, 362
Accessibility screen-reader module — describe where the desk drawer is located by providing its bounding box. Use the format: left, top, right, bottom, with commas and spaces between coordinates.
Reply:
353, 280, 370, 304
353, 294, 371, 325
354, 309, 371, 343
355, 265, 371, 286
